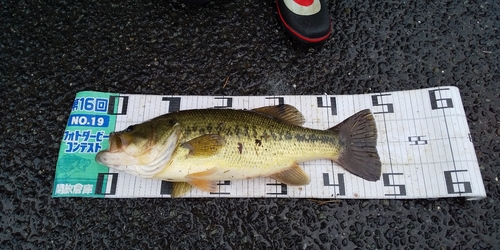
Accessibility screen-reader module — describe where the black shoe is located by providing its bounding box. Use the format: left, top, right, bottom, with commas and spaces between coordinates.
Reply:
276, 0, 332, 43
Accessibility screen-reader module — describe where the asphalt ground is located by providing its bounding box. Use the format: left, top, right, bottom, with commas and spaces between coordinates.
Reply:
1, 0, 499, 249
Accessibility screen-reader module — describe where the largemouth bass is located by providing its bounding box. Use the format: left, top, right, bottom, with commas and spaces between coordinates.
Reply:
95, 105, 381, 197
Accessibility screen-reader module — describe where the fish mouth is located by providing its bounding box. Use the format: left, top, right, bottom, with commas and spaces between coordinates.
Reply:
107, 132, 133, 153
95, 132, 131, 166
107, 132, 121, 152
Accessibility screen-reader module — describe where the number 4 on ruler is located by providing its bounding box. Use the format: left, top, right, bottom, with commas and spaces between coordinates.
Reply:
317, 97, 337, 115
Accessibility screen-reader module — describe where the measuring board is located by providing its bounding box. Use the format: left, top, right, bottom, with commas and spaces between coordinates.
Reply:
52, 86, 486, 200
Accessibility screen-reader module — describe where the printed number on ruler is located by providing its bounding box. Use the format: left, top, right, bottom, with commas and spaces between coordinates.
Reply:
383, 173, 406, 197
210, 181, 231, 196
267, 183, 288, 196
372, 93, 394, 114
108, 96, 129, 115
408, 136, 428, 146
265, 97, 285, 105
429, 88, 454, 109
317, 96, 337, 115
163, 97, 181, 112
95, 173, 118, 195
323, 173, 346, 196
444, 170, 472, 194
214, 97, 233, 108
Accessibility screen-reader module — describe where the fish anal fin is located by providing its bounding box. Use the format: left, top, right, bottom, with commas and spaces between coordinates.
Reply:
269, 163, 310, 186
182, 134, 226, 157
252, 104, 305, 126
171, 182, 193, 198
330, 109, 381, 181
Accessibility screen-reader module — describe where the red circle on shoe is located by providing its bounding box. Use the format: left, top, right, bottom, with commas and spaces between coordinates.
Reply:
293, 0, 314, 7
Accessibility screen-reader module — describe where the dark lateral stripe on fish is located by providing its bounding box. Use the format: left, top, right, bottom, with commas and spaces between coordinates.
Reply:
294, 133, 336, 143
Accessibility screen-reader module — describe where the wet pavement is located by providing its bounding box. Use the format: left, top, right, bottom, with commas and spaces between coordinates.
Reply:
1, 0, 499, 248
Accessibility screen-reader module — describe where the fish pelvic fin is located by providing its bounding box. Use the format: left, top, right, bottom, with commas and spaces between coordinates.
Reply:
171, 182, 193, 198
269, 163, 311, 185
186, 168, 218, 192
329, 109, 381, 181
187, 179, 217, 193
252, 104, 305, 126
182, 134, 226, 157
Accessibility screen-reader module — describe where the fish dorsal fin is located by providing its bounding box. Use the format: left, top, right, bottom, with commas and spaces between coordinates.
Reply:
269, 163, 311, 185
171, 182, 193, 198
252, 104, 305, 126
181, 134, 226, 157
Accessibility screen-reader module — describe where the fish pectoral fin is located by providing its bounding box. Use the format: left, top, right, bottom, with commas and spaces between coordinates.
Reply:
269, 163, 311, 186
252, 104, 305, 126
171, 182, 193, 198
182, 134, 226, 157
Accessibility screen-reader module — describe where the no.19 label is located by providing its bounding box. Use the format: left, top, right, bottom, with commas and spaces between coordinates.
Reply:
67, 114, 109, 127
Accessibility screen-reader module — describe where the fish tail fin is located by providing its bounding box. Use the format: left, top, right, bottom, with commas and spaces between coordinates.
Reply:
328, 109, 381, 181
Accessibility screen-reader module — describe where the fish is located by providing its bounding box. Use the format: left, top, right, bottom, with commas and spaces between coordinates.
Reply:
95, 104, 381, 197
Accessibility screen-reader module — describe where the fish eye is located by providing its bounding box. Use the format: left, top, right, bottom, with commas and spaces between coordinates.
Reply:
124, 125, 136, 132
